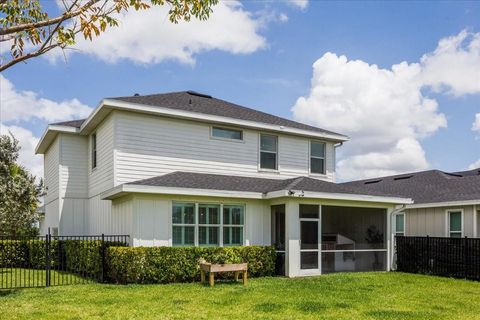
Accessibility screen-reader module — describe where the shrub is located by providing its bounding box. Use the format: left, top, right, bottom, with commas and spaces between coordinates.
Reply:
0, 240, 28, 267
106, 246, 276, 284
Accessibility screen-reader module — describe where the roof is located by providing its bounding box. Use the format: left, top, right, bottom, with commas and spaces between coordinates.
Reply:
342, 169, 480, 205
109, 91, 346, 138
124, 171, 407, 199
50, 119, 86, 128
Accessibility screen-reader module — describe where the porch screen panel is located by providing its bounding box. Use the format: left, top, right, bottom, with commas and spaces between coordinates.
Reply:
321, 206, 387, 273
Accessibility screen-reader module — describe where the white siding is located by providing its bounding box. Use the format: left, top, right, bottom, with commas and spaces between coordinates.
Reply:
88, 114, 115, 197
40, 199, 59, 235
86, 195, 113, 235
129, 194, 271, 247
114, 111, 336, 184
60, 199, 87, 235
60, 134, 88, 198
44, 136, 60, 204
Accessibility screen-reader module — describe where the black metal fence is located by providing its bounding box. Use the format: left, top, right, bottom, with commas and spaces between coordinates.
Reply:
396, 236, 480, 281
0, 233, 129, 289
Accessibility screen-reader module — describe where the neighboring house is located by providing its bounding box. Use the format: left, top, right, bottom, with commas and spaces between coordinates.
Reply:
343, 169, 480, 240
34, 90, 476, 278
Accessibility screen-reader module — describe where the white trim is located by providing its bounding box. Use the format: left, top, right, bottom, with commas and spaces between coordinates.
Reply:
474, 204, 478, 238
322, 249, 387, 253
309, 140, 326, 175
210, 125, 244, 143
407, 200, 480, 209
445, 209, 464, 238
101, 184, 413, 204
35, 125, 79, 154
298, 204, 321, 274
393, 212, 405, 236
259, 133, 279, 171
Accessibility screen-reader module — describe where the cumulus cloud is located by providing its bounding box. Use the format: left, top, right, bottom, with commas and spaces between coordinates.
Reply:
47, 1, 266, 65
473, 113, 480, 133
287, 0, 309, 10
292, 30, 480, 181
469, 159, 480, 170
0, 75, 92, 123
0, 76, 92, 179
0, 124, 43, 179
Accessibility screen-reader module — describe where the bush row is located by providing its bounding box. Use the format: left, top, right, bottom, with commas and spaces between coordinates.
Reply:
106, 246, 277, 284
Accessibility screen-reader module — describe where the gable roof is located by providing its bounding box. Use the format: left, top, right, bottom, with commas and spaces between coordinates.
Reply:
50, 119, 86, 128
109, 91, 346, 138
342, 169, 480, 205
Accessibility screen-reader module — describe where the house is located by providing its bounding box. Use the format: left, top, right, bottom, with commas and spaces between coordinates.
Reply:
35, 90, 475, 278
343, 169, 480, 240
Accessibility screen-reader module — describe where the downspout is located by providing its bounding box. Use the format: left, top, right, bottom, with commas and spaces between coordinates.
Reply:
389, 204, 407, 271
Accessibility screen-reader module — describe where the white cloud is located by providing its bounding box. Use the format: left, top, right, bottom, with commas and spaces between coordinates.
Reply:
287, 0, 309, 10
473, 113, 480, 132
47, 1, 266, 65
0, 75, 92, 123
0, 76, 92, 179
293, 30, 480, 181
0, 124, 43, 179
469, 159, 480, 170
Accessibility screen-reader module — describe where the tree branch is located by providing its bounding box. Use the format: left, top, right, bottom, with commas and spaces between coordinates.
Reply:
0, 0, 99, 36
0, 44, 58, 72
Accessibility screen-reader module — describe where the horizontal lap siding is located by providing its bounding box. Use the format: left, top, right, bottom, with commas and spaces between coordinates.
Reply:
44, 137, 60, 204
60, 134, 88, 198
114, 111, 336, 183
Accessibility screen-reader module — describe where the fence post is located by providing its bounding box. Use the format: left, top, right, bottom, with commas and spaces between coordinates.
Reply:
45, 230, 51, 287
464, 236, 468, 279
426, 235, 430, 273
101, 233, 106, 283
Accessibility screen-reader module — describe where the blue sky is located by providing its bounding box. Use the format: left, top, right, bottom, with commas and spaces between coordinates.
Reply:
0, 0, 479, 180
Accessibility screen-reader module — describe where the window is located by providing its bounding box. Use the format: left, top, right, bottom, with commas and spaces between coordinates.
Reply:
395, 213, 405, 236
223, 205, 244, 246
199, 204, 220, 246
448, 210, 462, 238
212, 127, 243, 140
172, 203, 195, 246
260, 134, 277, 170
91, 133, 97, 169
172, 203, 245, 247
310, 141, 325, 174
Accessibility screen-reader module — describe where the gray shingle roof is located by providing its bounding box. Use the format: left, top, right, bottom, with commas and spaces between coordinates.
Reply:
342, 169, 480, 204
51, 119, 86, 128
127, 171, 403, 198
109, 91, 346, 138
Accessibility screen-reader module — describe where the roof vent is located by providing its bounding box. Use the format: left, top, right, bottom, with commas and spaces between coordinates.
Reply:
364, 179, 382, 185
187, 90, 212, 99
134, 93, 140, 96
393, 175, 413, 181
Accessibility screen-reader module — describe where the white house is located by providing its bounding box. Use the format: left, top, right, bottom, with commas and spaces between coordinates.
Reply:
36, 90, 478, 277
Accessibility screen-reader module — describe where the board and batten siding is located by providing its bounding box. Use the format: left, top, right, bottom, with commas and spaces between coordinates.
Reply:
44, 136, 60, 205
121, 194, 271, 247
405, 205, 476, 238
114, 111, 336, 184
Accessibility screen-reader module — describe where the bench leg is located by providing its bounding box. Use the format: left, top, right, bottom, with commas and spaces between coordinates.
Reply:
234, 271, 239, 282
209, 272, 215, 287
242, 271, 248, 286
201, 270, 205, 284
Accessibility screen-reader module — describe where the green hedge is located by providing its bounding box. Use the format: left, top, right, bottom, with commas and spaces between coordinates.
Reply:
106, 246, 276, 284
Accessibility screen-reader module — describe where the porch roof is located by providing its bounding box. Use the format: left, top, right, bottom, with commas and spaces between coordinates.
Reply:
101, 171, 412, 204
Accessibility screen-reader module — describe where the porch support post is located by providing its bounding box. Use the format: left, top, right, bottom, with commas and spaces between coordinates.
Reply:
285, 200, 300, 278
386, 206, 393, 271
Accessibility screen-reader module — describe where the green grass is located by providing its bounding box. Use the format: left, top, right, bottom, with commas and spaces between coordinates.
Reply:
1, 272, 479, 319
1, 268, 88, 288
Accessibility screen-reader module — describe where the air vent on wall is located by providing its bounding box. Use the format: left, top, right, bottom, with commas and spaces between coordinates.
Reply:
187, 90, 212, 99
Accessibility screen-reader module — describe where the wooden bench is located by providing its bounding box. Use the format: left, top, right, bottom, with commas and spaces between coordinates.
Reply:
199, 261, 248, 287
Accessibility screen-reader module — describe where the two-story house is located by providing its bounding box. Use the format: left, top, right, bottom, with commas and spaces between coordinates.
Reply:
39, 90, 471, 277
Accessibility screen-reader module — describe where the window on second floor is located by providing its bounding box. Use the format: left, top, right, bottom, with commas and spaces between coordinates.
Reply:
260, 134, 277, 170
310, 141, 326, 174
91, 133, 97, 170
211, 126, 243, 140
448, 210, 462, 238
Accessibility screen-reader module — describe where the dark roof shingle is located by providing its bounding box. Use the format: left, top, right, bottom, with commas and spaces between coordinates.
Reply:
109, 91, 346, 138
342, 169, 480, 204
51, 119, 86, 128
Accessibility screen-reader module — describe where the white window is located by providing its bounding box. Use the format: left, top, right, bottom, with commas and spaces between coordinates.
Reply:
310, 141, 326, 174
395, 213, 405, 236
91, 133, 97, 169
172, 202, 245, 247
172, 203, 195, 246
212, 126, 243, 140
448, 210, 463, 238
260, 134, 277, 170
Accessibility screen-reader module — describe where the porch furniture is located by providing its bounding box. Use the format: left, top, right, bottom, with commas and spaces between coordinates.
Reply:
199, 259, 248, 287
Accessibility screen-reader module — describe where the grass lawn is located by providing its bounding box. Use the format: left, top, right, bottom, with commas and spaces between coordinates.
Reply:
1, 272, 479, 320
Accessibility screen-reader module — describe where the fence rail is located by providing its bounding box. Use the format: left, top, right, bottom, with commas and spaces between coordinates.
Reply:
0, 233, 129, 289
396, 236, 480, 281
